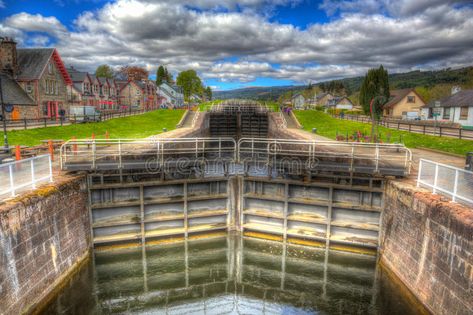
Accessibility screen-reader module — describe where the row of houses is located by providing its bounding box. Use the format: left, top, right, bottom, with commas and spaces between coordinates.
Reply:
0, 37, 185, 120
289, 86, 473, 127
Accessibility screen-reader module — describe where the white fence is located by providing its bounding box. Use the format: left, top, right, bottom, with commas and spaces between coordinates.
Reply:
417, 159, 473, 205
0, 155, 53, 199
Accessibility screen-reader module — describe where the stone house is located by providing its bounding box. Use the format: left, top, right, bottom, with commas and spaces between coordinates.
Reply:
118, 80, 158, 110
67, 67, 95, 108
0, 38, 72, 119
97, 77, 120, 110
383, 88, 426, 119
422, 88, 473, 127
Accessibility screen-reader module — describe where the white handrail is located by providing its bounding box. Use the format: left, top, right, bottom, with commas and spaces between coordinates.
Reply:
417, 159, 473, 205
0, 154, 53, 198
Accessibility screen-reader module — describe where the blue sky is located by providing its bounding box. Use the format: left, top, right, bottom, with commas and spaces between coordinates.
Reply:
1, 0, 473, 91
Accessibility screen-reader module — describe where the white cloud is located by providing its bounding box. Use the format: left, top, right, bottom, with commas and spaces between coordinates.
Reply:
0, 1, 5, 9
1, 0, 472, 85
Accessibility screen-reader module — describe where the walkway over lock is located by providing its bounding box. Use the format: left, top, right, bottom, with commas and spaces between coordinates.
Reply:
60, 137, 412, 177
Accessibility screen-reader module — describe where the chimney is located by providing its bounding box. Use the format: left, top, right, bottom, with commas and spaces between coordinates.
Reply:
451, 86, 461, 95
0, 37, 18, 77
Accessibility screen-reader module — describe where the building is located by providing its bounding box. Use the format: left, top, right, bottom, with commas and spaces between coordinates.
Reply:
0, 38, 72, 119
67, 67, 95, 108
326, 96, 354, 110
0, 74, 36, 120
291, 93, 305, 109
422, 88, 473, 127
316, 93, 335, 107
158, 82, 184, 107
383, 88, 426, 119
118, 80, 159, 110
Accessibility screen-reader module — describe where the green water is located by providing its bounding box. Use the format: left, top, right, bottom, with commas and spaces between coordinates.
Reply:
43, 234, 422, 314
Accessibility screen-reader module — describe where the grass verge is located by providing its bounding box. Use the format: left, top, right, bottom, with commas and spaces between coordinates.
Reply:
294, 110, 473, 156
4, 109, 185, 146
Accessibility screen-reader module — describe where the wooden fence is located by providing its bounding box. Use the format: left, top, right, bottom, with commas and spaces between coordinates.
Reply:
333, 114, 473, 140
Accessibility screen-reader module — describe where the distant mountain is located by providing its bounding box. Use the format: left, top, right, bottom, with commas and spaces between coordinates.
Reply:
213, 66, 473, 100
214, 85, 306, 100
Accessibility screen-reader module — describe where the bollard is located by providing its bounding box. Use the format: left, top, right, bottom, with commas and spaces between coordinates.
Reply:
48, 140, 54, 162
15, 145, 21, 161
163, 128, 167, 132
105, 130, 110, 139
91, 133, 95, 140
312, 128, 317, 134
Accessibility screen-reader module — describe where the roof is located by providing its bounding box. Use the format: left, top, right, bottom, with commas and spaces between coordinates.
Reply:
327, 96, 353, 107
0, 74, 36, 105
292, 93, 304, 100
97, 77, 110, 86
384, 88, 423, 108
17, 48, 71, 84
425, 89, 473, 108
316, 93, 332, 100
67, 68, 90, 83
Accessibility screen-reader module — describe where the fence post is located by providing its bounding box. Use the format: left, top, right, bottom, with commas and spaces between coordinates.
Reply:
30, 159, 36, 189
24, 118, 27, 130
48, 140, 54, 162
452, 169, 459, 202
459, 128, 462, 139
423, 125, 426, 135
44, 118, 47, 128
439, 126, 442, 137
15, 145, 21, 161
9, 164, 15, 197
433, 163, 439, 194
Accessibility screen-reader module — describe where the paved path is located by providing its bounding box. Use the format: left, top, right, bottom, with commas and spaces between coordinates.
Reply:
282, 111, 299, 129
180, 111, 196, 128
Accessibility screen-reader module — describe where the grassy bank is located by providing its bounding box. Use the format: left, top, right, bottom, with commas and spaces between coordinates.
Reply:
5, 109, 185, 146
294, 110, 473, 156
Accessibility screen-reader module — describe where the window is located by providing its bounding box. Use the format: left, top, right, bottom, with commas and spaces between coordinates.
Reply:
45, 80, 49, 94
48, 63, 53, 74
460, 106, 469, 120
26, 82, 33, 93
407, 96, 415, 103
50, 80, 55, 94
55, 81, 58, 95
443, 108, 450, 119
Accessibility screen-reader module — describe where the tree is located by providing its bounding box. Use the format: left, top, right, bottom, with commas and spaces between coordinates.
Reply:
164, 67, 173, 84
118, 66, 149, 81
205, 86, 212, 100
95, 65, 114, 79
359, 65, 390, 142
156, 65, 166, 86
176, 70, 203, 101
359, 65, 390, 118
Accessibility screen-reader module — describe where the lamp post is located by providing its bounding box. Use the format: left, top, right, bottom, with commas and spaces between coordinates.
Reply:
0, 77, 10, 153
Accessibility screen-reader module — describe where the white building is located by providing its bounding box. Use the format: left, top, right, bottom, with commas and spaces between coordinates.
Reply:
421, 88, 473, 127
158, 82, 184, 107
291, 94, 305, 109
326, 96, 354, 110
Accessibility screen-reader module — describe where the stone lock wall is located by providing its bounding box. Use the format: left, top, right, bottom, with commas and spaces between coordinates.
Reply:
381, 180, 473, 315
0, 175, 90, 315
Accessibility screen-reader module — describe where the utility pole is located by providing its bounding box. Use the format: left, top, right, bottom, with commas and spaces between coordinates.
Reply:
0, 77, 10, 153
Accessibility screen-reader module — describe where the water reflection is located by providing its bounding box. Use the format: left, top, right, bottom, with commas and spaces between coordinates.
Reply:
44, 233, 420, 314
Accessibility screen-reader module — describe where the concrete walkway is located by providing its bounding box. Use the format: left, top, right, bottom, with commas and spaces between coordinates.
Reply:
180, 111, 196, 128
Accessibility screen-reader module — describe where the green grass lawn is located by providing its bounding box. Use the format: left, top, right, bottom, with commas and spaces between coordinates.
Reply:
294, 110, 473, 156
4, 109, 185, 146
199, 100, 222, 111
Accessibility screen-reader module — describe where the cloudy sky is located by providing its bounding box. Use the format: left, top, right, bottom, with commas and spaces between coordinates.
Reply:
1, 0, 473, 90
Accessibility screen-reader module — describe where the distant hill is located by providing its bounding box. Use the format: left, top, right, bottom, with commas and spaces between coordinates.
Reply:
214, 66, 473, 101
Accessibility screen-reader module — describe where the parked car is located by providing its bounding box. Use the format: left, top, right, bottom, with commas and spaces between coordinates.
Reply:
70, 106, 101, 123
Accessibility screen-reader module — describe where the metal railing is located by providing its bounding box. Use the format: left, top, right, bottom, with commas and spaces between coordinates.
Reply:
60, 137, 412, 176
417, 159, 473, 205
238, 138, 412, 176
60, 138, 237, 171
0, 155, 53, 198
277, 112, 287, 129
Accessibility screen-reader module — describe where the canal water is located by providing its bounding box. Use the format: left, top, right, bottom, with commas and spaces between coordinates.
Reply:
43, 234, 423, 315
